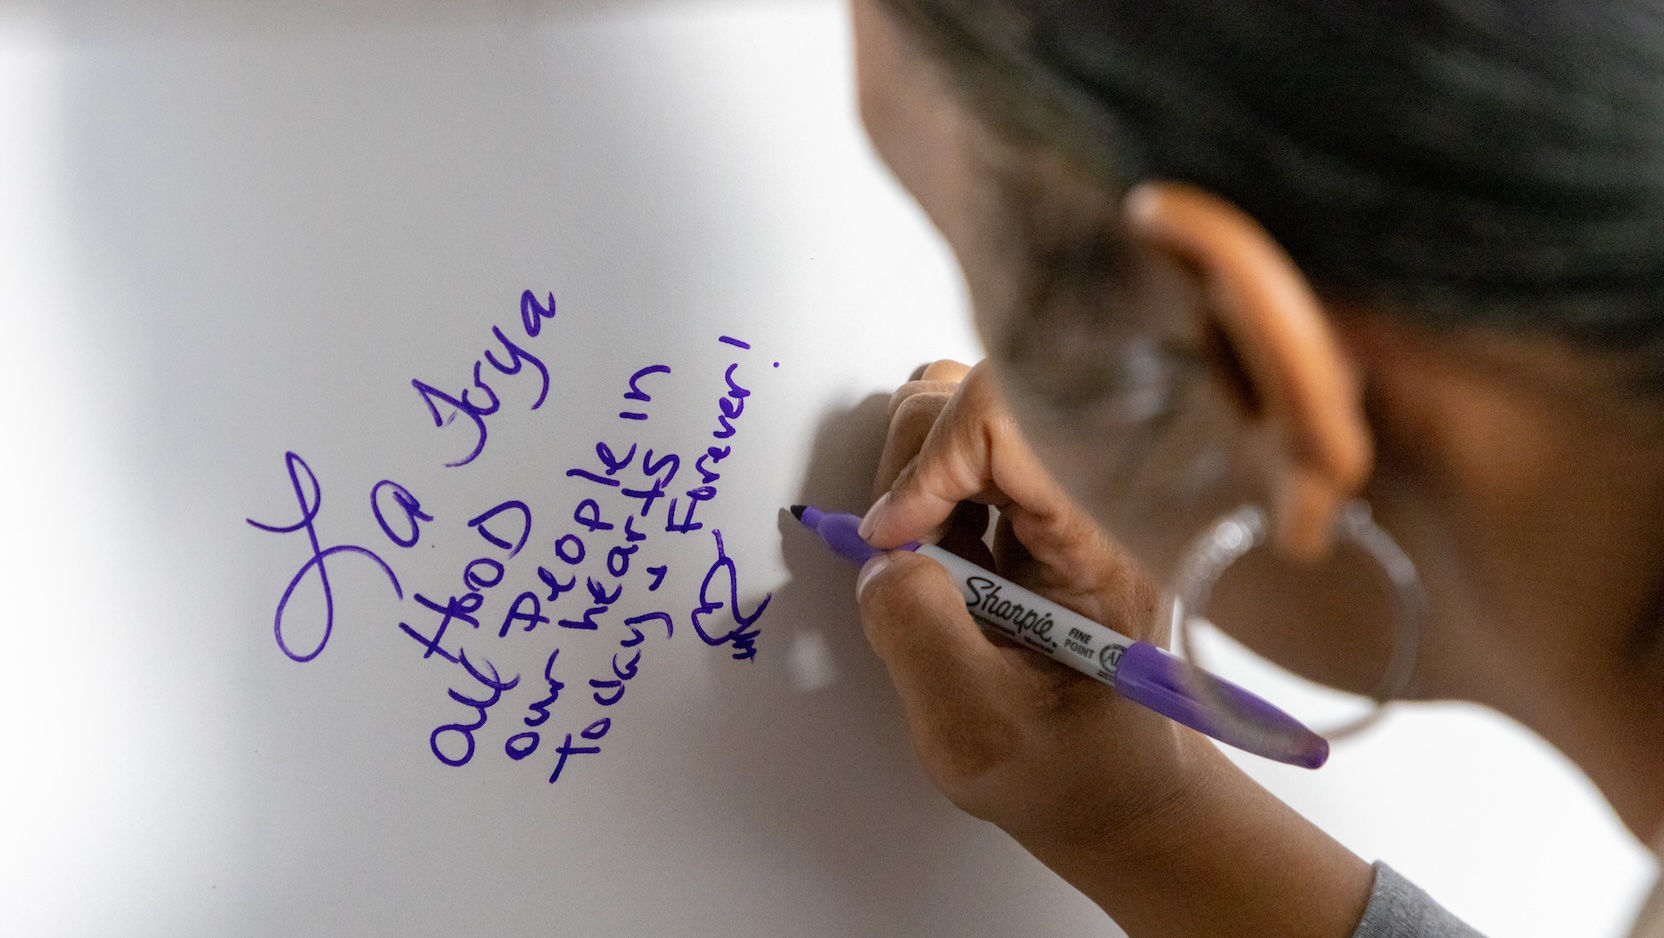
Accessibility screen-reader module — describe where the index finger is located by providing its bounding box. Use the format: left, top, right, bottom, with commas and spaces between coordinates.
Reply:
862, 362, 1069, 549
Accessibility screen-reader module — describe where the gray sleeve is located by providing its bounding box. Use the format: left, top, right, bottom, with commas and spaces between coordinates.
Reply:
1352, 863, 1487, 938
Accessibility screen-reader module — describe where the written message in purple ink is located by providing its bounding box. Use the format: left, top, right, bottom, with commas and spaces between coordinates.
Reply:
246, 291, 775, 784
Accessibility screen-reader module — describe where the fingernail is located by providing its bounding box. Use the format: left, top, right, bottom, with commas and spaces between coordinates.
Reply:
858, 492, 890, 541
855, 553, 894, 601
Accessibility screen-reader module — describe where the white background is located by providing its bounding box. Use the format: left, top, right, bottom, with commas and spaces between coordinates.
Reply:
0, 2, 1653, 936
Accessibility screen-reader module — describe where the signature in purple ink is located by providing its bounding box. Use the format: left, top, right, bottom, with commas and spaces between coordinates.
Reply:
247, 452, 403, 663
690, 528, 769, 661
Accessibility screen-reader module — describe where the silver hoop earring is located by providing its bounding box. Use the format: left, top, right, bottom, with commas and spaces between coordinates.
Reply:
1168, 501, 1426, 742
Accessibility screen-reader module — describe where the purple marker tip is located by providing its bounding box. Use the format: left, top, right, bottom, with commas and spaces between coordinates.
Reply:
790, 504, 903, 566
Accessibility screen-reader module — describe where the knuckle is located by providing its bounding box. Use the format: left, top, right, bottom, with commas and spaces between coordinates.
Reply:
957, 363, 1018, 425
874, 394, 949, 498
941, 368, 1006, 434
887, 379, 926, 416
961, 359, 998, 394
886, 380, 956, 419
918, 358, 972, 383
888, 391, 949, 441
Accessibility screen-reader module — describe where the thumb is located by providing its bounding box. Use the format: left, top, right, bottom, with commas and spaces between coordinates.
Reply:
856, 550, 1021, 782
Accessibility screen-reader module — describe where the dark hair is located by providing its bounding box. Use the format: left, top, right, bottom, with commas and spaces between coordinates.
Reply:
878, 0, 1664, 349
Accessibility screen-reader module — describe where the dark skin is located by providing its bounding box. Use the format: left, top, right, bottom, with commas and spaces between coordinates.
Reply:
848, 0, 1664, 934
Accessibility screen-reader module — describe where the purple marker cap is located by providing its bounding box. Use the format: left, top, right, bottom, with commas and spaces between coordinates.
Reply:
1116, 641, 1329, 768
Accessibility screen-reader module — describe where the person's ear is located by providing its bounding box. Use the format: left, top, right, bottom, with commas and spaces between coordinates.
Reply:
1123, 181, 1371, 561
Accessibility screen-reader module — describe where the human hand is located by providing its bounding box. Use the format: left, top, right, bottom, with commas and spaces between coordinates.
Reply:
854, 360, 1375, 937
855, 359, 1215, 852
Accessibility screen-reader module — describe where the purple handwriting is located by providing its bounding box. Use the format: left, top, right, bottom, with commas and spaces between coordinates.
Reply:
691, 529, 768, 661
411, 291, 556, 468
250, 298, 775, 785
430, 649, 521, 767
246, 452, 404, 663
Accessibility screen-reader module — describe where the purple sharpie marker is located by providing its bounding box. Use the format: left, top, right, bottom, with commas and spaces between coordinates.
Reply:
791, 505, 1329, 769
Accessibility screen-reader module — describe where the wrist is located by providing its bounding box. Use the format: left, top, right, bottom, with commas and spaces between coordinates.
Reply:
1014, 738, 1373, 938
1013, 727, 1230, 874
